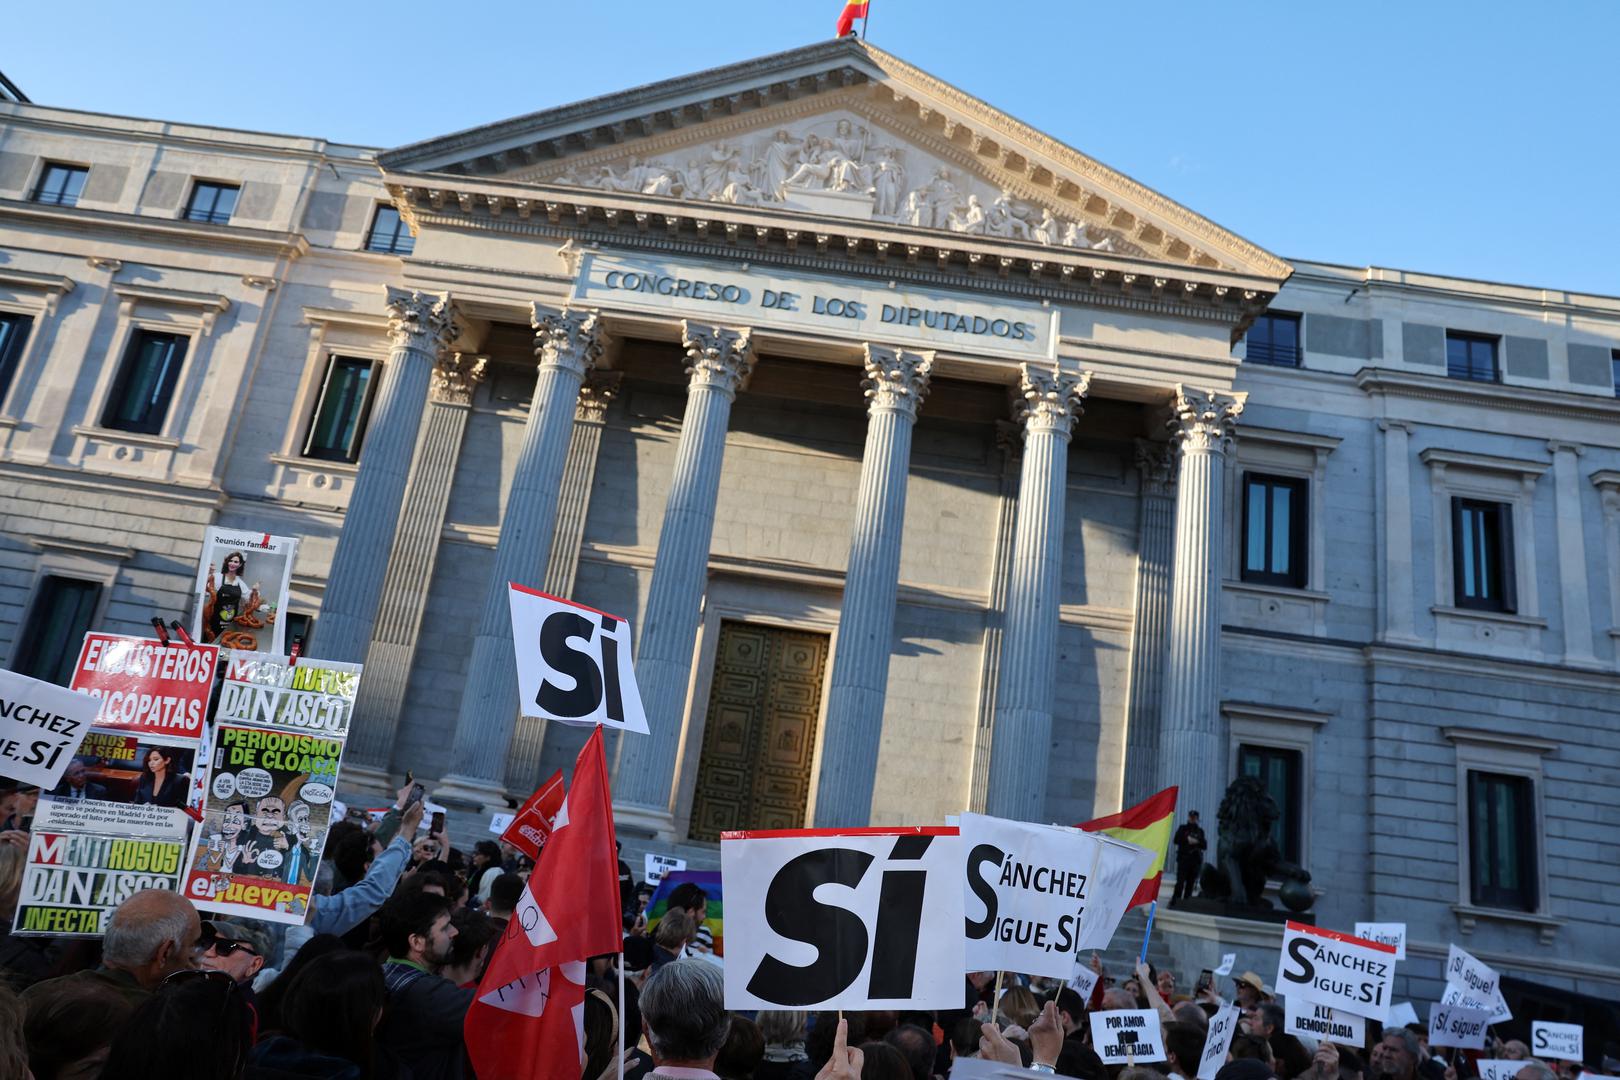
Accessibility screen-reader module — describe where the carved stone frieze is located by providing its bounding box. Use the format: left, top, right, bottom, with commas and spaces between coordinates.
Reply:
1169, 386, 1245, 452
680, 322, 756, 394
861, 345, 934, 418
531, 304, 606, 376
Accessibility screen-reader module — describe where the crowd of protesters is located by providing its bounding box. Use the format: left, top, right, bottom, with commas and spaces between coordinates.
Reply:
0, 772, 1606, 1080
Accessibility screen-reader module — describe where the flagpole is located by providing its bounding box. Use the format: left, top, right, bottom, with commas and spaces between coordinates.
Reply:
618, 955, 626, 1079
1138, 900, 1157, 965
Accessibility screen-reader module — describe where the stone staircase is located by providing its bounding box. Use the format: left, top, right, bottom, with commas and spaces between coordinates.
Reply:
1094, 904, 1179, 984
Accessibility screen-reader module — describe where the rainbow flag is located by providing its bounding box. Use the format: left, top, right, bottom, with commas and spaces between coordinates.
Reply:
644, 869, 724, 957
1079, 786, 1178, 909
836, 0, 869, 38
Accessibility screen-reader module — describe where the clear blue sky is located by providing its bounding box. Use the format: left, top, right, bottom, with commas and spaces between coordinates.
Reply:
8, 1, 1617, 294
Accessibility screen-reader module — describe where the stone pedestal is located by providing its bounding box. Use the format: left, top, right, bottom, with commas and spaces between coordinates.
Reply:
984, 365, 1091, 822
1159, 387, 1244, 824
813, 346, 933, 827
613, 323, 756, 839
316, 288, 458, 663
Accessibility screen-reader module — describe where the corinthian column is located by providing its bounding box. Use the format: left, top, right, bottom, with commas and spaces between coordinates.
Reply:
1121, 439, 1176, 806
436, 306, 604, 809
813, 346, 934, 827
1159, 386, 1245, 825
316, 287, 458, 663
346, 353, 486, 789
614, 323, 756, 837
984, 364, 1092, 822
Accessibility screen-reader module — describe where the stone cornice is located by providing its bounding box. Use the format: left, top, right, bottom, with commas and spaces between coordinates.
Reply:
0, 268, 75, 297
1357, 367, 1620, 421
0, 199, 309, 260
1417, 447, 1549, 478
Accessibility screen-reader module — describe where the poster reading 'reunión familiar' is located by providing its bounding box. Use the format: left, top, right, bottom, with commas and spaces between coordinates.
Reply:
13, 831, 186, 936
191, 528, 298, 655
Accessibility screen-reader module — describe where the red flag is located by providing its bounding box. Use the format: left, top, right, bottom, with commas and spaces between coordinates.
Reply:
500, 768, 566, 861
465, 728, 622, 1079
836, 0, 869, 37
1078, 786, 1178, 909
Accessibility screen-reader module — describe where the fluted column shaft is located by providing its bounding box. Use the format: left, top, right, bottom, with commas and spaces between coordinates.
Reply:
505, 374, 621, 795
614, 324, 756, 834
1122, 440, 1177, 806
984, 366, 1092, 822
1159, 387, 1245, 824
317, 288, 458, 662
438, 307, 604, 805
347, 355, 486, 781
814, 347, 934, 827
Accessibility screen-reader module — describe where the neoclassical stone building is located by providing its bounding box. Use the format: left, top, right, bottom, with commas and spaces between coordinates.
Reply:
1, 40, 1616, 1004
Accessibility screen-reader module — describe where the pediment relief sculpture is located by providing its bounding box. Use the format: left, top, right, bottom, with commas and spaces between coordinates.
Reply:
536, 111, 1125, 254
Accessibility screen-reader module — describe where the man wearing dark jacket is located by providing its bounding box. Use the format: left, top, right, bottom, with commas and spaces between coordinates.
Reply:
1172, 811, 1207, 902
377, 890, 475, 1080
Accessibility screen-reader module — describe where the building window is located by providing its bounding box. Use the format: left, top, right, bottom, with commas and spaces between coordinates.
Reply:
1241, 473, 1307, 588
303, 355, 376, 462
1237, 744, 1302, 864
184, 181, 239, 224
1451, 497, 1515, 613
1245, 312, 1302, 367
102, 330, 188, 435
365, 205, 414, 255
0, 311, 33, 408
1446, 332, 1499, 383
11, 576, 101, 685
32, 163, 88, 207
1467, 770, 1537, 911
1611, 350, 1620, 399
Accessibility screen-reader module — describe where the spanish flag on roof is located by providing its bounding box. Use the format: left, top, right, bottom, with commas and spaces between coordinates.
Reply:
836, 0, 869, 38
1079, 786, 1178, 909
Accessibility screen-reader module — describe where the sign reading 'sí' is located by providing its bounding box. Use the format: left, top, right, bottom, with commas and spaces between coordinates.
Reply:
571, 250, 1059, 362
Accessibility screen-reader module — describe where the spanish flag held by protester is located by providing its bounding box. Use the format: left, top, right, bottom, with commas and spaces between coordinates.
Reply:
1079, 786, 1178, 909
836, 0, 870, 38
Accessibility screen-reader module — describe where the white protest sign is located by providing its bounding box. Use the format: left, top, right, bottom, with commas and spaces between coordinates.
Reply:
945, 1062, 1034, 1080
1275, 920, 1396, 1022
720, 827, 964, 1010
1389, 1002, 1420, 1028
961, 813, 1128, 979
1444, 944, 1499, 999
1354, 922, 1407, 961
507, 584, 649, 733
1214, 953, 1237, 977
1089, 1009, 1166, 1064
1440, 980, 1512, 1024
0, 669, 100, 791
1068, 963, 1099, 1001
1197, 1005, 1241, 1080
1073, 832, 1157, 952
1285, 1001, 1366, 1044
488, 812, 514, 835
1428, 1003, 1491, 1049
1532, 1022, 1583, 1062
645, 852, 685, 887
1477, 1062, 1523, 1080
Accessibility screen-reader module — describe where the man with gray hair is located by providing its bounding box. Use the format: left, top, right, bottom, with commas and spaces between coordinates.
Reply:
639, 957, 731, 1079
22, 888, 199, 1007
1513, 1063, 1558, 1080
1369, 1026, 1424, 1080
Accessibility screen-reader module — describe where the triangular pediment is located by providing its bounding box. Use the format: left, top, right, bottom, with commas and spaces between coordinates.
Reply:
380, 39, 1288, 281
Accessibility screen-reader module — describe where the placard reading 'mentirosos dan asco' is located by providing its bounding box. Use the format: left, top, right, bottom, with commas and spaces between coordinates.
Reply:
571, 249, 1059, 362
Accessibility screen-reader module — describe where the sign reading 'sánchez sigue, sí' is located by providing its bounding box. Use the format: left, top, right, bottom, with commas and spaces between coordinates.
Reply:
571, 249, 1059, 362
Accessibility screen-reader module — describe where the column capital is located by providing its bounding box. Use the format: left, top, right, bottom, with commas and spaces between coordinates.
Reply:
576, 371, 623, 423
681, 322, 756, 396
384, 286, 459, 353
862, 344, 934, 418
1015, 364, 1092, 437
531, 304, 606, 377
430, 352, 488, 405
1547, 439, 1584, 457
1134, 437, 1177, 495
1170, 386, 1245, 452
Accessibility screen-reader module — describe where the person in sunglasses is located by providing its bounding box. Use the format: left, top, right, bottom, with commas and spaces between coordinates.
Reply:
196, 919, 271, 997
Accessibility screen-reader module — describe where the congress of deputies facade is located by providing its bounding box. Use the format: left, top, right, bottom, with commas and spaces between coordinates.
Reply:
1, 40, 1617, 1003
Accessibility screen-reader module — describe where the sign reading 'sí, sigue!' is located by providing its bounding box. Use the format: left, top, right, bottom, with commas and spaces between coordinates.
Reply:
571, 250, 1059, 363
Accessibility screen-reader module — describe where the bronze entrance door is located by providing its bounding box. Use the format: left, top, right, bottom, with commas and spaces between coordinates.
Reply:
687, 621, 829, 841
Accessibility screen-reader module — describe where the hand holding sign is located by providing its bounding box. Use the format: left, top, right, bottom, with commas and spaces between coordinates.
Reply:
814, 1018, 863, 1080
508, 584, 648, 733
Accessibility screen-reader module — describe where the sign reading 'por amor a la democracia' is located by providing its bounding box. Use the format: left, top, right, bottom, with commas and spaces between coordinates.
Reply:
571, 249, 1059, 362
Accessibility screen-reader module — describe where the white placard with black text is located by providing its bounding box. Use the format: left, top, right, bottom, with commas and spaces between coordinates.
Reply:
1198, 1005, 1241, 1080
1067, 963, 1098, 1001
720, 828, 964, 1010
1441, 980, 1512, 1024
1428, 1003, 1491, 1049
1354, 922, 1407, 961
0, 669, 100, 791
1275, 921, 1396, 1023
1089, 1010, 1166, 1064
508, 584, 648, 733
1214, 953, 1236, 977
1285, 1001, 1366, 1044
1477, 1062, 1522, 1080
645, 853, 685, 887
1532, 1022, 1583, 1062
